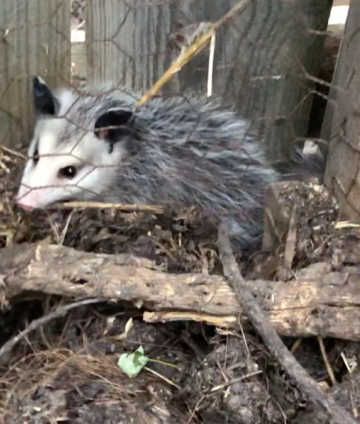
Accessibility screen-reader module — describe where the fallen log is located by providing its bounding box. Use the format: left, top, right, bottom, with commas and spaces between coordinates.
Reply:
1, 241, 360, 340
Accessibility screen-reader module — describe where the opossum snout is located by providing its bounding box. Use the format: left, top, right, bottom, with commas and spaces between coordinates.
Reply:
14, 182, 52, 210
14, 189, 42, 211
15, 199, 35, 211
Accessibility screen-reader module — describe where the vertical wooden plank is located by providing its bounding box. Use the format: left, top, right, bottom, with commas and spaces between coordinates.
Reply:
71, 27, 87, 87
0, 0, 71, 148
322, 0, 360, 222
86, 0, 172, 92
171, 0, 333, 161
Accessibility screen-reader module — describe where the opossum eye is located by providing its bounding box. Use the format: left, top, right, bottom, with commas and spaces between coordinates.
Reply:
94, 108, 134, 144
59, 165, 77, 180
32, 146, 39, 165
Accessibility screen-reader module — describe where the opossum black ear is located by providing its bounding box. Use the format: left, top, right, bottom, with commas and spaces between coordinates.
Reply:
94, 108, 135, 145
32, 76, 59, 116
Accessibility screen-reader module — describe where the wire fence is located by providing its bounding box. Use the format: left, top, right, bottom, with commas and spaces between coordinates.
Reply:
1, 0, 360, 240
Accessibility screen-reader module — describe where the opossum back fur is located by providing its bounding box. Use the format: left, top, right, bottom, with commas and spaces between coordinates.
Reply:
72, 87, 278, 248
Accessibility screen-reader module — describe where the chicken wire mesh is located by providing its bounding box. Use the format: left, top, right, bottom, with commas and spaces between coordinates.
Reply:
2, 4, 360, 424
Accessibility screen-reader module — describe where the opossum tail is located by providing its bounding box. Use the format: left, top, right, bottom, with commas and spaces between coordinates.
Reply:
271, 145, 326, 182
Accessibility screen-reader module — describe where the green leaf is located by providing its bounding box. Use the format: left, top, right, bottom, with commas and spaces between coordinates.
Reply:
117, 346, 149, 378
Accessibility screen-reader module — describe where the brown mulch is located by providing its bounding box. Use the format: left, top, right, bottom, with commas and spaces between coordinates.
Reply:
1, 144, 360, 424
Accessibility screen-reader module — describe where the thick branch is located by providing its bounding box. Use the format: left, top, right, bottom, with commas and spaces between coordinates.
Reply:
1, 241, 360, 340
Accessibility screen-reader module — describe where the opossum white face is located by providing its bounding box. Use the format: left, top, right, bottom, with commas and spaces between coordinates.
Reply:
15, 77, 136, 210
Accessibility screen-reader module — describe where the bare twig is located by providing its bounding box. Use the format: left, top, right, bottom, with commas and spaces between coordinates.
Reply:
208, 370, 263, 393
137, 0, 251, 106
283, 204, 297, 269
318, 336, 337, 386
217, 222, 357, 424
186, 395, 205, 424
290, 338, 303, 354
0, 145, 26, 160
0, 298, 102, 360
144, 366, 181, 390
207, 32, 216, 97
52, 201, 165, 214
143, 311, 236, 328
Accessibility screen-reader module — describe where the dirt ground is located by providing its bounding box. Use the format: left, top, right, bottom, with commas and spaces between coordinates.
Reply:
1, 138, 360, 424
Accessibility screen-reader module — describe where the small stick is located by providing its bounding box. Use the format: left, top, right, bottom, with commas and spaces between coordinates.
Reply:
52, 201, 165, 214
143, 310, 236, 328
340, 351, 356, 375
217, 222, 357, 424
290, 338, 303, 354
207, 32, 216, 97
0, 298, 102, 359
318, 336, 337, 386
136, 0, 251, 106
283, 204, 297, 269
208, 370, 263, 393
169, 22, 216, 98
144, 366, 181, 390
0, 145, 27, 160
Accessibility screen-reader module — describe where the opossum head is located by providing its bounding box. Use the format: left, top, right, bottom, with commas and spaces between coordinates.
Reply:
15, 77, 137, 210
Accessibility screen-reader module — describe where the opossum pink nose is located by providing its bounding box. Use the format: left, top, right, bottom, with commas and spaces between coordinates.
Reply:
14, 192, 41, 210
15, 199, 35, 211
14, 186, 47, 210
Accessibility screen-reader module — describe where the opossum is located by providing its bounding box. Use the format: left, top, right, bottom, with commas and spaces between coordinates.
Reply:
14, 77, 324, 251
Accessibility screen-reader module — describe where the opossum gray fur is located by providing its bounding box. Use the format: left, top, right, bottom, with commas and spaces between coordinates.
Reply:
15, 77, 325, 251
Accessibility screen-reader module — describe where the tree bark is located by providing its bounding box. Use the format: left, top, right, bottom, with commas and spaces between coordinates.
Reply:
2, 241, 360, 341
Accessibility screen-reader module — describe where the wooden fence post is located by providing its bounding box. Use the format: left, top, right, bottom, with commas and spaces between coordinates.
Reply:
0, 0, 71, 148
86, 0, 173, 92
322, 0, 360, 222
172, 0, 333, 160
